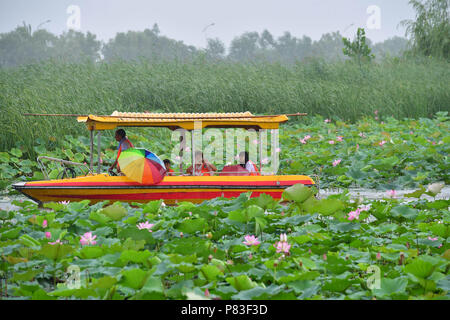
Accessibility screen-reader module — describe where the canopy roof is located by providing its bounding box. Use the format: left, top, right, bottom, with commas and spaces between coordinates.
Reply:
77, 111, 290, 131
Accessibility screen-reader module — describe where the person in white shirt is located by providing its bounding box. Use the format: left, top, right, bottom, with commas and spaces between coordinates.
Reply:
239, 151, 259, 175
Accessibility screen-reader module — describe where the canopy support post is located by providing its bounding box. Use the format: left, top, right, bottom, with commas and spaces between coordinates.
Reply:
179, 130, 185, 174
97, 131, 102, 174
258, 129, 263, 174
89, 129, 94, 173
191, 130, 195, 176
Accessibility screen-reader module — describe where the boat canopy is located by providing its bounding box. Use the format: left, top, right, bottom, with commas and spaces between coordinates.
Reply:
77, 111, 289, 131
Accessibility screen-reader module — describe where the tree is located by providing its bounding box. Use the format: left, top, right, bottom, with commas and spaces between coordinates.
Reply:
401, 0, 450, 59
0, 23, 101, 67
102, 28, 197, 62
371, 36, 410, 59
228, 32, 260, 62
342, 28, 375, 67
205, 38, 226, 61
312, 31, 345, 61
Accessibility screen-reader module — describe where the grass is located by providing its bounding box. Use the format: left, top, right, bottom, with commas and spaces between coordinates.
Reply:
0, 56, 449, 157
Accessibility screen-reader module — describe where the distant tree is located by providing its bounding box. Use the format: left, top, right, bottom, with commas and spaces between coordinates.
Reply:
0, 23, 57, 67
371, 36, 410, 59
54, 30, 101, 62
259, 29, 275, 49
342, 28, 375, 66
151, 23, 160, 36
312, 31, 345, 61
275, 32, 313, 63
205, 38, 226, 61
102, 28, 197, 62
0, 23, 101, 67
401, 0, 450, 59
228, 32, 260, 62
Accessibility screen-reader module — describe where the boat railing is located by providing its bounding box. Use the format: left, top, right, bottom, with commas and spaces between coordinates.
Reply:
37, 156, 92, 180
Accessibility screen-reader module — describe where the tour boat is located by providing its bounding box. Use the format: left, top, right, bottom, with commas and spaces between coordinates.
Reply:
13, 111, 316, 205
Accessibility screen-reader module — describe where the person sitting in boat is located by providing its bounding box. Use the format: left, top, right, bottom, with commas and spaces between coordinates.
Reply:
186, 151, 217, 176
163, 159, 175, 175
239, 151, 260, 176
109, 129, 134, 174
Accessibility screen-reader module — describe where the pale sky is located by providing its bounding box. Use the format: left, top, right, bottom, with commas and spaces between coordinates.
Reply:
0, 0, 416, 48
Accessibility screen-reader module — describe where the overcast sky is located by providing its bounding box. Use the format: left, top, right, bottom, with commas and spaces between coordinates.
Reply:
0, 0, 416, 48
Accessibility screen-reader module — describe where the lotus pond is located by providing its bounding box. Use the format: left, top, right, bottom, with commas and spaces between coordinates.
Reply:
0, 112, 448, 300
0, 112, 449, 192
0, 183, 448, 300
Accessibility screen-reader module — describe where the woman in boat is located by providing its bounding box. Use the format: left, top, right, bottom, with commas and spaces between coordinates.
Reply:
186, 151, 217, 176
109, 129, 134, 174
163, 159, 175, 175
239, 151, 260, 176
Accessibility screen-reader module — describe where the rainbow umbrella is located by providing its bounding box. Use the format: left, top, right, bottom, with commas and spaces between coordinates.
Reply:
118, 148, 167, 184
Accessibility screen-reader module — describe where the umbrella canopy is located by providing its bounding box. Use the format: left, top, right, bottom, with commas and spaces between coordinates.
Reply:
118, 148, 167, 184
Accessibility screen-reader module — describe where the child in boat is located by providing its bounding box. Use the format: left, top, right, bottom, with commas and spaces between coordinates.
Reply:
109, 129, 134, 174
239, 151, 260, 176
163, 159, 175, 175
186, 151, 217, 176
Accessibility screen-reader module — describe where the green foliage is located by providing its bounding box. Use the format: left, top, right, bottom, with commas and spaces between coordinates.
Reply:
0, 190, 448, 300
342, 28, 375, 66
401, 0, 450, 60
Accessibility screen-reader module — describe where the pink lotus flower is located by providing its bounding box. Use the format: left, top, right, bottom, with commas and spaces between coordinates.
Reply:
49, 239, 62, 245
323, 254, 327, 260
332, 159, 341, 167
438, 244, 443, 248
275, 147, 281, 153
45, 232, 51, 239
42, 220, 48, 228
300, 138, 307, 144
379, 141, 387, 146
359, 132, 366, 138
249, 253, 253, 260
428, 237, 438, 241
387, 190, 396, 198
374, 110, 378, 116
348, 210, 360, 221
80, 232, 97, 245
337, 136, 343, 142
274, 241, 291, 254
280, 233, 288, 242
376, 252, 381, 260
243, 235, 260, 246
324, 119, 331, 123
356, 144, 360, 150
328, 140, 335, 145
205, 288, 210, 297
137, 221, 154, 232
